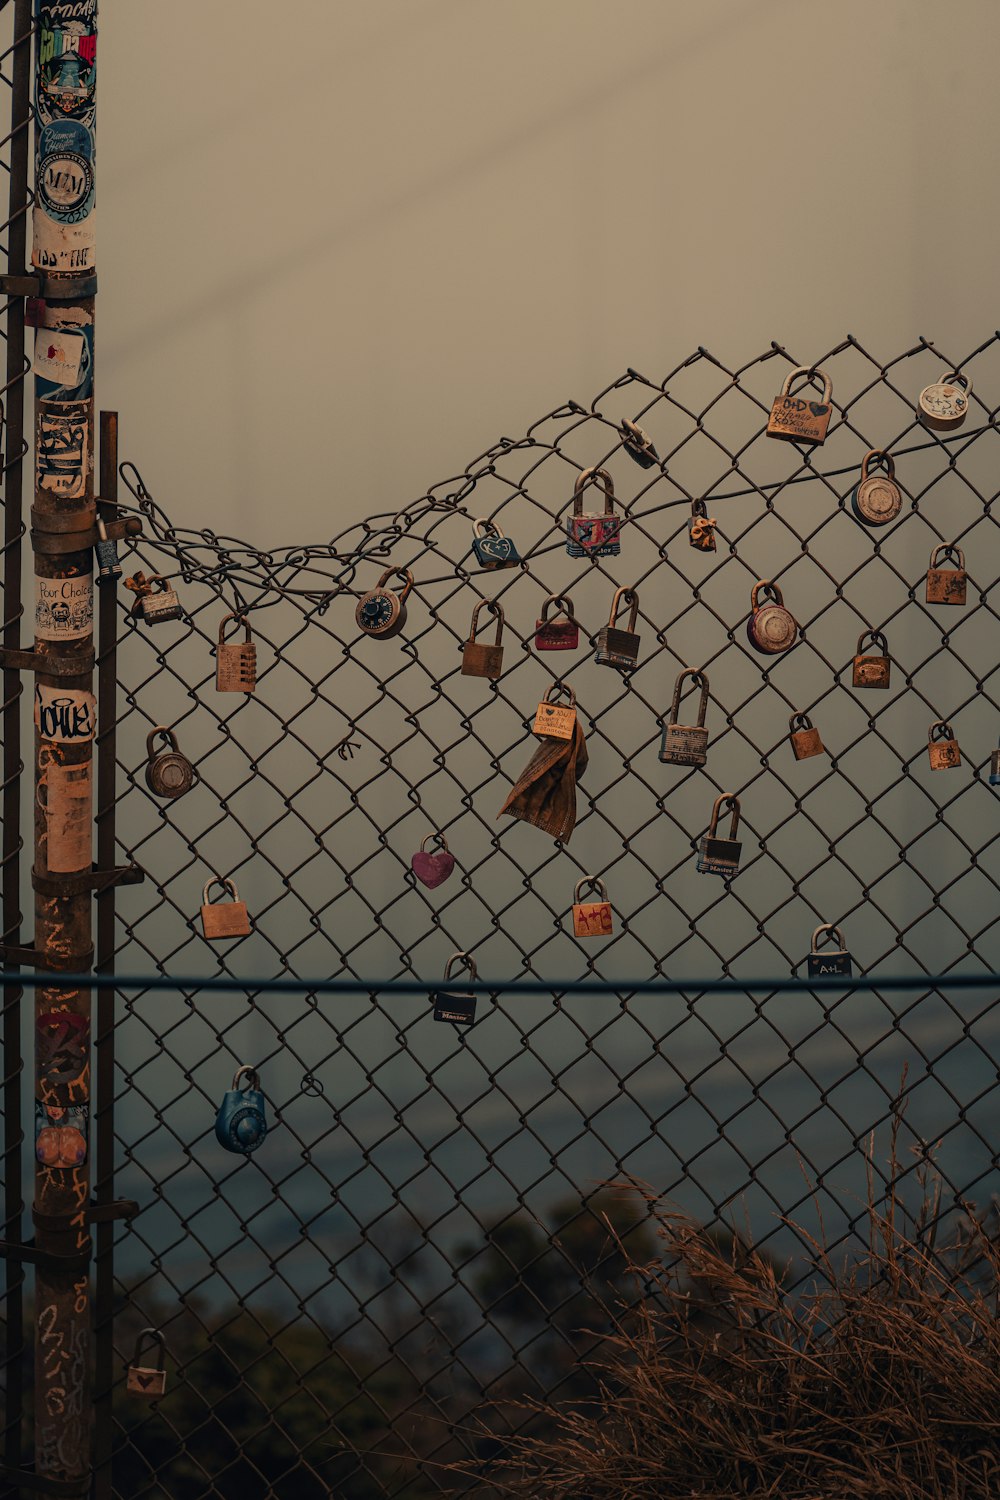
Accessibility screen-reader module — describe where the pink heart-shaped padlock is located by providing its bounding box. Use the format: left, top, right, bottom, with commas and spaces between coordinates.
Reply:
411, 834, 455, 889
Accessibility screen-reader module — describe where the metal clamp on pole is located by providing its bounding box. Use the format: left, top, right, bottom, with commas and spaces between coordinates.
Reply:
0, 646, 96, 676
0, 1463, 92, 1497
32, 864, 144, 898
0, 942, 94, 971
0, 1236, 91, 1275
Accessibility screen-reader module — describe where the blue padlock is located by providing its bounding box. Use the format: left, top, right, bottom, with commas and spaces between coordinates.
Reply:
471, 518, 520, 571
990, 743, 1000, 786
215, 1065, 268, 1154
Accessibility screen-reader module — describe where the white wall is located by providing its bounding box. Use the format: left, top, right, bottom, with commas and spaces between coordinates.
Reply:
98, 0, 1000, 539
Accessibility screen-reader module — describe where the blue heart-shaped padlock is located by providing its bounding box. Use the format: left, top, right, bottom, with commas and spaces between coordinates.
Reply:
215, 1065, 268, 1154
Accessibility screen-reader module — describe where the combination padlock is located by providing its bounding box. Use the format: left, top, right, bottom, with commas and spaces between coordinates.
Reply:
565, 467, 622, 558
461, 600, 504, 679
990, 742, 1000, 786
127, 1328, 167, 1398
789, 712, 824, 761
747, 580, 798, 655
571, 877, 613, 938
127, 572, 183, 625
853, 631, 890, 690
696, 793, 743, 879
532, 683, 577, 741
432, 951, 478, 1026
925, 545, 967, 606
355, 568, 413, 639
471, 517, 520, 571
850, 449, 902, 527
594, 587, 640, 670
928, 720, 961, 771
659, 669, 710, 767
807, 924, 853, 979
215, 1065, 268, 1154
94, 516, 122, 586
200, 877, 252, 940
535, 594, 579, 652
215, 614, 256, 693
688, 498, 717, 552
766, 365, 834, 446
918, 371, 971, 431
144, 726, 195, 799
619, 418, 659, 469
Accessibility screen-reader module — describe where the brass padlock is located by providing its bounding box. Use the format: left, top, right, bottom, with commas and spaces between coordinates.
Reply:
850, 449, 903, 527
355, 568, 413, 639
696, 793, 742, 879
619, 418, 659, 469
572, 876, 613, 938
462, 600, 504, 679
688, 498, 717, 552
789, 712, 824, 760
432, 950, 478, 1026
565, 467, 622, 557
201, 877, 252, 940
215, 613, 256, 693
925, 544, 967, 606
128, 573, 183, 625
535, 594, 579, 652
989, 742, 1000, 786
127, 1328, 167, 1398
766, 365, 833, 446
532, 683, 576, 741
660, 668, 710, 767
927, 720, 961, 771
594, 587, 640, 670
144, 726, 195, 799
807, 924, 853, 979
918, 371, 971, 431
471, 517, 520, 571
747, 580, 797, 655
853, 631, 890, 690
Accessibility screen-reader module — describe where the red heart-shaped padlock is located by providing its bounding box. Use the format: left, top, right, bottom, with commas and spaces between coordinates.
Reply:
411, 834, 455, 889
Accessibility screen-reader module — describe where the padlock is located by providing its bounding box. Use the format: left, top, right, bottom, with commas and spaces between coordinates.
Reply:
532, 683, 577, 741
766, 365, 834, 446
850, 449, 903, 527
355, 568, 413, 639
127, 1329, 167, 1398
696, 793, 743, 879
989, 743, 1000, 786
619, 418, 659, 469
144, 726, 195, 799
925, 544, 967, 606
852, 631, 891, 690
565, 467, 622, 558
927, 720, 961, 771
535, 594, 579, 652
807, 924, 853, 979
789, 712, 824, 761
747, 580, 798, 655
594, 587, 640, 670
471, 517, 521, 571
410, 832, 455, 889
688, 498, 717, 552
432, 951, 478, 1026
215, 613, 257, 692
571, 877, 613, 938
461, 600, 504, 679
918, 371, 971, 431
659, 669, 710, 767
200, 877, 252, 939
94, 517, 121, 586
134, 574, 183, 625
215, 1065, 268, 1154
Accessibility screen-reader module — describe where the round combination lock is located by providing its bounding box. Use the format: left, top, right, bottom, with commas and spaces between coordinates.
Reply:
851, 449, 902, 526
747, 581, 798, 655
355, 568, 413, 639
144, 726, 195, 799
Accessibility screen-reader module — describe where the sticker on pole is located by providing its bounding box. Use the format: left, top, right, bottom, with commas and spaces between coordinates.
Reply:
34, 326, 85, 387
35, 574, 92, 640
34, 683, 96, 743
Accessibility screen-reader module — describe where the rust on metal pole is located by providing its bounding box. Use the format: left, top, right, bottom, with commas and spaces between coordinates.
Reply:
31, 0, 99, 1490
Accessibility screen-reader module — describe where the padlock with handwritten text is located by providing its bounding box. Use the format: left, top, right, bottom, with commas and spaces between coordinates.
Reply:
532, 683, 577, 740
853, 631, 890, 690
789, 712, 824, 760
356, 568, 413, 639
215, 1065, 268, 1154
144, 726, 195, 799
565, 467, 622, 558
660, 669, 710, 767
807, 923, 853, 979
215, 614, 256, 692
94, 516, 122, 585
697, 793, 743, 878
918, 371, 971, 431
127, 572, 183, 625
472, 518, 520, 571
766, 365, 833, 446
594, 587, 640, 670
851, 449, 902, 526
927, 720, 961, 771
688, 498, 717, 551
925, 545, 967, 606
462, 600, 504, 679
201, 877, 252, 940
127, 1329, 167, 1398
432, 951, 478, 1026
619, 418, 659, 469
572, 876, 613, 938
535, 594, 579, 651
747, 580, 798, 655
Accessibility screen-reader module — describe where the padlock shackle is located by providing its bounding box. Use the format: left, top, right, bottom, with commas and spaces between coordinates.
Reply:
203, 875, 239, 906
472, 517, 505, 540
750, 579, 783, 612
779, 364, 833, 405
231, 1064, 260, 1093
856, 629, 888, 656
146, 725, 179, 759
131, 1326, 166, 1369
789, 711, 814, 733
619, 418, 656, 461
540, 593, 575, 623
541, 682, 575, 708
936, 370, 971, 393
928, 719, 956, 743
218, 612, 252, 644
573, 875, 609, 904
859, 448, 895, 480
929, 543, 965, 571
374, 567, 414, 602
443, 950, 477, 982
608, 587, 639, 631
811, 923, 846, 955
419, 831, 449, 855
691, 497, 709, 519
469, 598, 504, 644
669, 668, 709, 727
707, 793, 741, 840
573, 466, 616, 517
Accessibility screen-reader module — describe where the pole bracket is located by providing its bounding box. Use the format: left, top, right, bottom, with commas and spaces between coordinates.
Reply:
0, 1236, 91, 1274
32, 865, 144, 899
0, 647, 95, 677
0, 1464, 90, 1497
0, 942, 94, 972
31, 1200, 139, 1233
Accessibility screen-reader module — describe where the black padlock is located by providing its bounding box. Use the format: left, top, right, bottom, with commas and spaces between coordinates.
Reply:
432, 951, 478, 1026
696, 793, 742, 878
807, 924, 853, 979
594, 587, 640, 670
94, 517, 121, 586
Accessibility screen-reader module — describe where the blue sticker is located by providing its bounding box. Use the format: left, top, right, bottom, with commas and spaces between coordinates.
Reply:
37, 118, 94, 225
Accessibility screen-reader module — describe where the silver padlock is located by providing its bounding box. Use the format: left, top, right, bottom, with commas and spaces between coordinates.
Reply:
145, 726, 195, 799
136, 574, 183, 625
696, 794, 742, 879
660, 669, 710, 767
594, 587, 640, 670
127, 1328, 167, 1398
